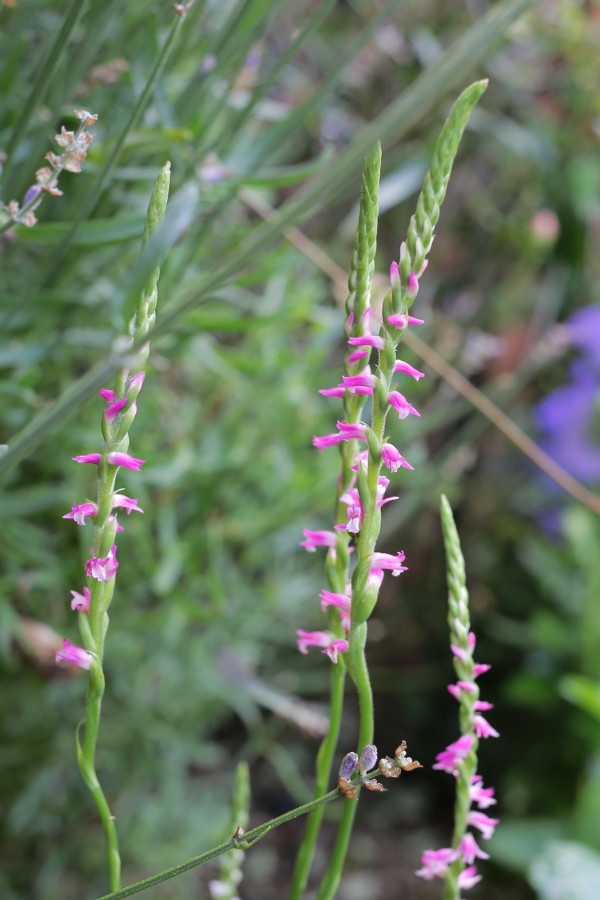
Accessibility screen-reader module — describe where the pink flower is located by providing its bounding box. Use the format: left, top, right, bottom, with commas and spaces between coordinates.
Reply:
447, 683, 462, 701
394, 360, 425, 380
388, 391, 420, 419
73, 453, 102, 465
370, 551, 407, 577
104, 397, 128, 423
381, 442, 414, 472
299, 529, 337, 551
70, 586, 91, 612
406, 271, 419, 299
389, 260, 400, 289
85, 544, 118, 582
296, 630, 347, 663
99, 389, 115, 401
457, 679, 477, 694
458, 866, 482, 890
467, 810, 500, 840
341, 373, 377, 395
451, 632, 477, 662
415, 847, 454, 880
319, 589, 351, 628
106, 451, 145, 470
313, 421, 368, 450
296, 630, 331, 654
319, 386, 346, 398
347, 349, 368, 364
433, 734, 474, 774
56, 638, 93, 669
112, 494, 143, 515
473, 663, 491, 677
128, 371, 145, 392
348, 334, 384, 350
323, 638, 348, 663
63, 502, 98, 526
387, 313, 425, 328
474, 700, 494, 711
469, 776, 496, 809
456, 833, 489, 865
473, 714, 500, 739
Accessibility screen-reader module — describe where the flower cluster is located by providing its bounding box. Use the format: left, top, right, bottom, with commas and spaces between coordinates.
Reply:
55, 373, 145, 670
2, 109, 97, 228
416, 628, 499, 890
296, 252, 426, 663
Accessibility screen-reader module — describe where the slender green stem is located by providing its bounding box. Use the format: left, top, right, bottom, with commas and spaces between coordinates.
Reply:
288, 660, 346, 900
96, 767, 387, 900
316, 623, 373, 900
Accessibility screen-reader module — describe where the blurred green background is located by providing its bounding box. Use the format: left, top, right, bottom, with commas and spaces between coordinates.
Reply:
2, 1, 600, 898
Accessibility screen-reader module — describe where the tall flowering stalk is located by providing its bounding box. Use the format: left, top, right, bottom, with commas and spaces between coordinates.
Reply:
289, 143, 382, 900
415, 495, 499, 897
291, 81, 488, 900
56, 162, 171, 892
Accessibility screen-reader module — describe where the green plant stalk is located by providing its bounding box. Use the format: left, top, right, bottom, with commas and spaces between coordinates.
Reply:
289, 145, 381, 900
317, 83, 487, 899
74, 163, 171, 891
439, 495, 481, 900
96, 763, 391, 900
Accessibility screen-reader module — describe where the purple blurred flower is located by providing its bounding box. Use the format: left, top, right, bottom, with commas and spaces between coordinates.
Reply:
535, 306, 600, 484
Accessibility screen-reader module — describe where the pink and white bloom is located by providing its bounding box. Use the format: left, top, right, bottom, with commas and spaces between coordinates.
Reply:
341, 373, 377, 395
72, 451, 145, 470
370, 551, 407, 577
473, 714, 500, 739
433, 734, 474, 774
388, 391, 420, 419
469, 776, 496, 809
394, 359, 425, 380
347, 334, 384, 351
458, 866, 482, 890
319, 589, 351, 628
85, 544, 118, 582
295, 630, 347, 663
457, 833, 489, 865
106, 451, 145, 470
467, 810, 500, 840
313, 420, 368, 450
111, 494, 143, 515
450, 631, 476, 662
387, 313, 425, 329
381, 442, 414, 472
70, 586, 91, 612
299, 529, 337, 551
415, 847, 454, 880
63, 501, 98, 526
56, 638, 93, 670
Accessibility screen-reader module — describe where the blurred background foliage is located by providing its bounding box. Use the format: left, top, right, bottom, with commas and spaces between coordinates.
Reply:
1, 1, 600, 898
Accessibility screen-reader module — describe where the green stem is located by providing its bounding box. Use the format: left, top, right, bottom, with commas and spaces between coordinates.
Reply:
96, 768, 384, 900
315, 624, 373, 900
288, 660, 346, 900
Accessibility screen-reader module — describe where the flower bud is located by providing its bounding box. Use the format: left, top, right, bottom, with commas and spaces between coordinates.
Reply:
338, 751, 358, 780
358, 744, 378, 774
